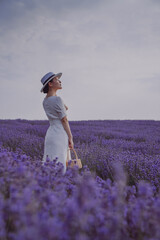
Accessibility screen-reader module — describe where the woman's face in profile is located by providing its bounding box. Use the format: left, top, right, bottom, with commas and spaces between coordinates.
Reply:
49, 76, 62, 89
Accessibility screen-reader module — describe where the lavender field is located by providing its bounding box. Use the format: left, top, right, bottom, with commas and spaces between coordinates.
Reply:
0, 119, 160, 240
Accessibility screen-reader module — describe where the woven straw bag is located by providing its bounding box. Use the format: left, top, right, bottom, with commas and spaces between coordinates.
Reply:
66, 148, 82, 169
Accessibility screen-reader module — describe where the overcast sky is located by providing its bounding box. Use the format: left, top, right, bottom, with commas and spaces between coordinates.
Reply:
0, 0, 160, 121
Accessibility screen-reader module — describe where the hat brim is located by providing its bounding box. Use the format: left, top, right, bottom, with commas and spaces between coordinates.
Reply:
40, 72, 62, 92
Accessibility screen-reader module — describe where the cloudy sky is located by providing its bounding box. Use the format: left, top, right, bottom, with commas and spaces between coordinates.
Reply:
0, 0, 160, 121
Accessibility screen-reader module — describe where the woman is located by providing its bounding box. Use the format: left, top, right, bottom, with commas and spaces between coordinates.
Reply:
40, 71, 74, 174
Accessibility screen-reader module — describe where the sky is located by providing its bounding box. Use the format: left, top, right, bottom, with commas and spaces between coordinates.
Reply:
0, 0, 160, 121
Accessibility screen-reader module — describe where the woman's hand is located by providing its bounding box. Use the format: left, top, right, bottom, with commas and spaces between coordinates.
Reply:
68, 137, 74, 149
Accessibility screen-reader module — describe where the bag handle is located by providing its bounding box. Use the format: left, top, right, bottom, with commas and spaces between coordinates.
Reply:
68, 148, 78, 161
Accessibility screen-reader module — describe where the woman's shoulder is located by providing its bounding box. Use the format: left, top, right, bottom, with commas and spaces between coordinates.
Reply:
43, 96, 57, 105
43, 96, 58, 101
43, 95, 64, 104
56, 96, 63, 101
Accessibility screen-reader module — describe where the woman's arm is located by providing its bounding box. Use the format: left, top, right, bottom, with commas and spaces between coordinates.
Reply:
61, 116, 74, 149
64, 104, 68, 110
61, 116, 72, 138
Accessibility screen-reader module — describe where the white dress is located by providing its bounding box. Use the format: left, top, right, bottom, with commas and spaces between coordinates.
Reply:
42, 96, 71, 174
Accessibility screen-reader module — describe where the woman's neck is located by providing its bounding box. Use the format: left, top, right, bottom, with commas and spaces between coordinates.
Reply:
46, 89, 57, 97
46, 94, 57, 97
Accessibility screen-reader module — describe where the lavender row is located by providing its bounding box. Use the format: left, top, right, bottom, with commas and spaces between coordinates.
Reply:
0, 119, 160, 189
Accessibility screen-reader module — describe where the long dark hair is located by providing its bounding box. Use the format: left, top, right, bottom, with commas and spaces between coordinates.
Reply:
43, 79, 53, 93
